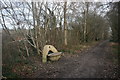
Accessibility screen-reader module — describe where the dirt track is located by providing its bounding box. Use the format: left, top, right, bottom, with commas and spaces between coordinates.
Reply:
33, 40, 118, 78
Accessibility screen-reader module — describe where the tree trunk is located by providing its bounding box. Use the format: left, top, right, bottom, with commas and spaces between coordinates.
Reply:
64, 2, 67, 46
84, 2, 89, 42
84, 9, 87, 42
32, 2, 40, 55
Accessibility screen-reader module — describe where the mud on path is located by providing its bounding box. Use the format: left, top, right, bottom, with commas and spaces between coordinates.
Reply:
33, 40, 118, 78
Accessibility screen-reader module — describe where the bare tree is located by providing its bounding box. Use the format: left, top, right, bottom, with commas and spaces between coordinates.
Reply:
64, 2, 67, 46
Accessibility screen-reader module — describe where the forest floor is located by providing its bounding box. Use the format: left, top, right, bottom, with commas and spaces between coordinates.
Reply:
29, 40, 118, 78
3, 40, 118, 78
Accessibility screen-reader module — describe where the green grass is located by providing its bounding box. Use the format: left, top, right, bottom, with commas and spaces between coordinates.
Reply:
60, 41, 98, 54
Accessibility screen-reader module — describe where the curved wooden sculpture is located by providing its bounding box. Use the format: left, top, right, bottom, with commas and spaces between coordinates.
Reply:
42, 45, 62, 63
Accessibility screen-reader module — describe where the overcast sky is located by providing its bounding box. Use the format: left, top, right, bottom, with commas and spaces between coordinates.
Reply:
1, 0, 120, 2
0, 0, 119, 29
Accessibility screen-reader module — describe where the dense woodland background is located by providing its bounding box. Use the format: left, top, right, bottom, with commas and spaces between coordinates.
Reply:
0, 1, 119, 77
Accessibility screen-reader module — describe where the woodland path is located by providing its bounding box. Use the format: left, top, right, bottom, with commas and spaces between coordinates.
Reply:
33, 40, 118, 78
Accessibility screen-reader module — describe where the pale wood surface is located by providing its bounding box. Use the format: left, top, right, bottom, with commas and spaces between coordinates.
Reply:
47, 52, 62, 56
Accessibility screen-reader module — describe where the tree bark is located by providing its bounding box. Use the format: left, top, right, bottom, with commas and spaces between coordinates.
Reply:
32, 2, 40, 55
64, 2, 67, 46
84, 2, 89, 42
